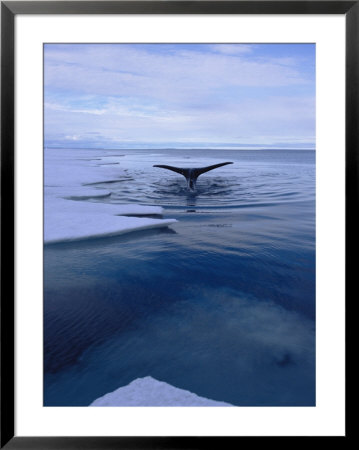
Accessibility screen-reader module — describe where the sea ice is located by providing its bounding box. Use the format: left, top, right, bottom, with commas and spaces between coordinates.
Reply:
89, 377, 232, 407
45, 149, 177, 243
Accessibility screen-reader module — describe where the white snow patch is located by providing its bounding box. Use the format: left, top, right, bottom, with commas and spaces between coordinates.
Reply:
45, 197, 176, 243
44, 149, 177, 244
44, 149, 127, 187
89, 377, 232, 407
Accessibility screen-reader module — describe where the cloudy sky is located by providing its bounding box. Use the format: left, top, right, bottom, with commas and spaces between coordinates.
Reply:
44, 43, 315, 149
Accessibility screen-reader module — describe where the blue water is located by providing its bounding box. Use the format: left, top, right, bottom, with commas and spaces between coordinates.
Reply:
44, 149, 315, 406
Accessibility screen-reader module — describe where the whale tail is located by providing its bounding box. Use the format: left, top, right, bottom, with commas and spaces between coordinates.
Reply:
153, 162, 233, 190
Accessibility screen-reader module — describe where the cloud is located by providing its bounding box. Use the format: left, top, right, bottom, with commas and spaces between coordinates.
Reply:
45, 102, 107, 116
45, 44, 312, 97
44, 44, 315, 148
210, 44, 254, 55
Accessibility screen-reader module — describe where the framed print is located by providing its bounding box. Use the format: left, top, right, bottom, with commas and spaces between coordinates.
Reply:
1, 1, 355, 447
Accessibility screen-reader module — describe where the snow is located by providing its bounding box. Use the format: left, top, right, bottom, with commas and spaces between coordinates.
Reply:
45, 154, 124, 187
45, 203, 176, 244
89, 377, 232, 407
45, 149, 177, 244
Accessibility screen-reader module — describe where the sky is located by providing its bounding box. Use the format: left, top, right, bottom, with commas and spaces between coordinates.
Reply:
44, 43, 315, 149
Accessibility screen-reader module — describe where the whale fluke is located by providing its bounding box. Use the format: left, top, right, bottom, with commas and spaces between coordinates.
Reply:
153, 162, 233, 190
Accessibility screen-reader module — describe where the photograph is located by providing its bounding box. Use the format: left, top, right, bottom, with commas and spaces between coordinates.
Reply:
43, 43, 316, 407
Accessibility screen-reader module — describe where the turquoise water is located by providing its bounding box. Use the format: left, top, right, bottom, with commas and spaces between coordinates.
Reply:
44, 149, 315, 406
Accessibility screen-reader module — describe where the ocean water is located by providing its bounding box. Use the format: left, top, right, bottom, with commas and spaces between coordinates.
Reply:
44, 148, 315, 406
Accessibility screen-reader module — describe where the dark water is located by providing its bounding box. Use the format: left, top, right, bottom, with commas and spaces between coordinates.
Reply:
44, 149, 315, 406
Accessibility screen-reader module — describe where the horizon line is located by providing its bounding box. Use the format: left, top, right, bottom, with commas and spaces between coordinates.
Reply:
44, 146, 316, 151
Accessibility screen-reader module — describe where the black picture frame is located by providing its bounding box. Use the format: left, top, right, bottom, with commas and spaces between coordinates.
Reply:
1, 1, 355, 447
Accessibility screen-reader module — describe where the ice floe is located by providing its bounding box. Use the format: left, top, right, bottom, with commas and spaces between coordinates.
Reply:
89, 377, 232, 407
45, 149, 177, 244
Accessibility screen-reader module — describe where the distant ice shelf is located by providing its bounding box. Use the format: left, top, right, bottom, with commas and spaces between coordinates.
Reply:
89, 376, 232, 407
44, 149, 177, 244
